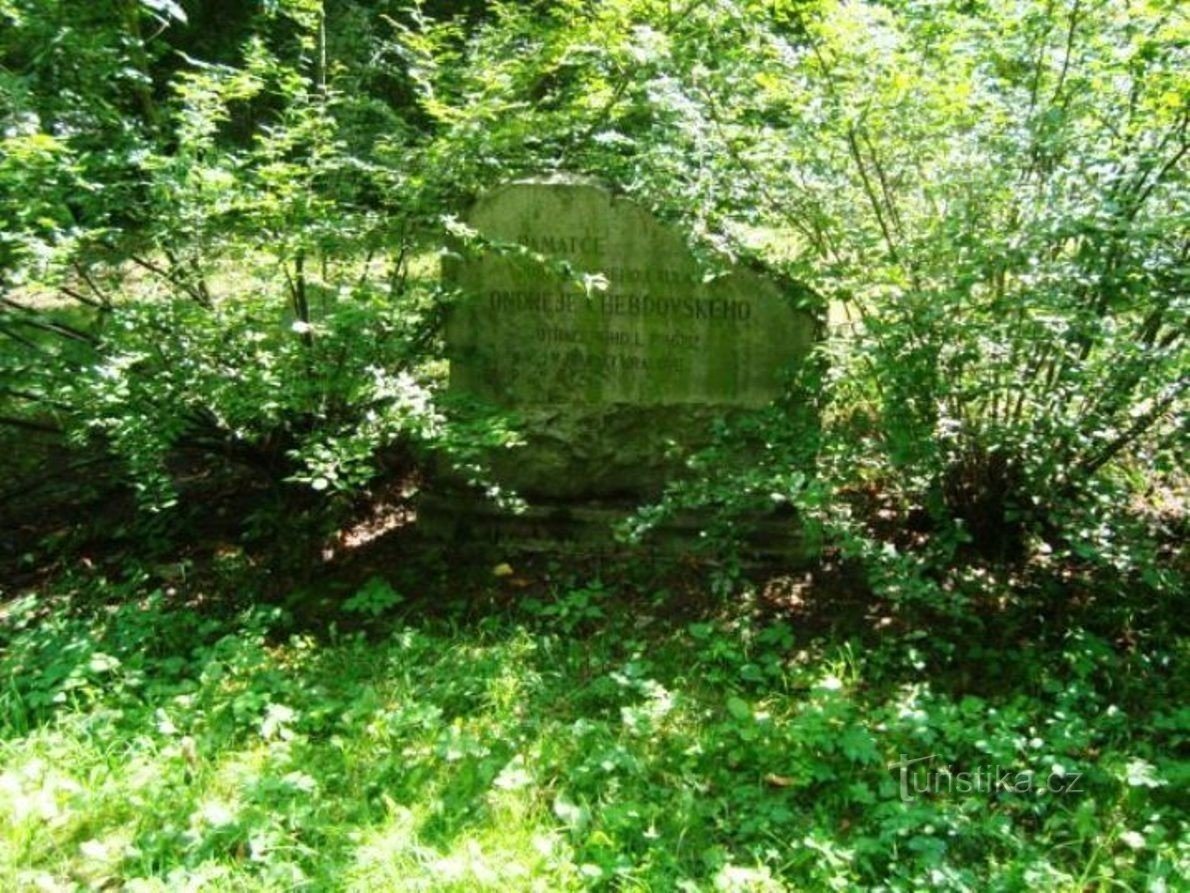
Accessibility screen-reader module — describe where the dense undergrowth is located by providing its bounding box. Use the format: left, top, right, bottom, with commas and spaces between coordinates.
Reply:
0, 519, 1186, 891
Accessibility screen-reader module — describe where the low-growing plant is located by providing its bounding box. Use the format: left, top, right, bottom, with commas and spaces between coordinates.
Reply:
341, 575, 404, 618
1, 566, 1185, 889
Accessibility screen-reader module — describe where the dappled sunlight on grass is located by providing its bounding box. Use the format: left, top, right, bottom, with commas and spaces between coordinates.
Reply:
346, 798, 578, 892
0, 576, 1185, 890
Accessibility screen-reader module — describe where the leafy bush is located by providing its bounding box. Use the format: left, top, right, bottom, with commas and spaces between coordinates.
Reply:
395, 0, 1186, 590
0, 3, 513, 522
344, 1, 1186, 580
2, 1, 1184, 594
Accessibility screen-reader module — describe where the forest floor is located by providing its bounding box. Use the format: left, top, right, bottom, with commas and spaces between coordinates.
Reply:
0, 467, 1185, 891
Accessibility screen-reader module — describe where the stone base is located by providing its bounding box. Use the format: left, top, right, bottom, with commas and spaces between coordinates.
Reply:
415, 489, 815, 565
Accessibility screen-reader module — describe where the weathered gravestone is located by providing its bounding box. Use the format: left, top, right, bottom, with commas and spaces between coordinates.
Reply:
431, 176, 817, 550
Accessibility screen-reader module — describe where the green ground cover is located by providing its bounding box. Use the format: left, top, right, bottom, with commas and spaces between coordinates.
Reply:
1, 563, 1184, 891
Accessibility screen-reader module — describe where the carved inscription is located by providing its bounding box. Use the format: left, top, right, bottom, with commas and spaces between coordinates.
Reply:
446, 181, 813, 408
472, 276, 754, 399
489, 288, 752, 322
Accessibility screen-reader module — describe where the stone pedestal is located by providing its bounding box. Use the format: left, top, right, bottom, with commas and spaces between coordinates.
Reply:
416, 491, 812, 564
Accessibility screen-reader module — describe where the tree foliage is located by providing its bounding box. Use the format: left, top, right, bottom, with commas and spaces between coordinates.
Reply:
1, 0, 1185, 578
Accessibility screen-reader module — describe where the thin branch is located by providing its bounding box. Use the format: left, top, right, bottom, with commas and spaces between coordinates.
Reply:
288, 253, 315, 359
354, 247, 377, 293
0, 297, 98, 344
129, 254, 210, 306
59, 285, 109, 312
388, 240, 411, 300
1050, 0, 1082, 107
860, 129, 905, 244
846, 128, 901, 267
73, 263, 114, 309
1127, 124, 1189, 222
1025, 0, 1058, 121
0, 323, 55, 357
162, 247, 212, 305
1075, 380, 1187, 478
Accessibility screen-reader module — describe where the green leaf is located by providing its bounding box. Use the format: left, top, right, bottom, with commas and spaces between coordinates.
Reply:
726, 696, 751, 721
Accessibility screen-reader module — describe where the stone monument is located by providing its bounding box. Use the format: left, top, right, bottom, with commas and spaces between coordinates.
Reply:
430, 176, 818, 551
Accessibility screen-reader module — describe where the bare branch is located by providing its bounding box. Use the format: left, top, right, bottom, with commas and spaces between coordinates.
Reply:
73, 263, 114, 309
1050, 0, 1082, 108
0, 297, 98, 345
129, 254, 211, 307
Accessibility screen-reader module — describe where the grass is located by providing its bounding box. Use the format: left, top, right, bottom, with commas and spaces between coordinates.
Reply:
0, 565, 1185, 892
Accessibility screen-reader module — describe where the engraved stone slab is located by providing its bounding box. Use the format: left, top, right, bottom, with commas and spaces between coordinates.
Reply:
443, 178, 817, 500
